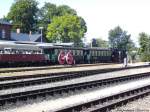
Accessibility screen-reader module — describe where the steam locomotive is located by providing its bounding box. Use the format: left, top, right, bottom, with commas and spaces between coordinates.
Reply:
0, 40, 126, 67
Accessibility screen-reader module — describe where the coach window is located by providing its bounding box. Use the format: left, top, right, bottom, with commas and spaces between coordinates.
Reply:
104, 51, 106, 56
92, 51, 94, 56
55, 49, 58, 55
103, 51, 105, 56
77, 50, 79, 56
74, 50, 76, 55
109, 51, 111, 56
90, 51, 92, 56
108, 51, 110, 56
81, 50, 83, 56
102, 51, 104, 56
78, 50, 80, 56
58, 49, 61, 54
72, 50, 74, 55
76, 50, 78, 55
75, 50, 77, 55
107, 51, 109, 56
101, 51, 103, 56
96, 51, 98, 56
80, 50, 82, 56
87, 51, 92, 56
55, 49, 57, 54
109, 51, 112, 56
105, 51, 107, 56
0, 50, 2, 54
106, 51, 108, 56
98, 51, 100, 56
34, 50, 37, 54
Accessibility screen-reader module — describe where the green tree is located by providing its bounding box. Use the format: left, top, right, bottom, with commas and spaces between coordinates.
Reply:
138, 32, 150, 61
38, 3, 77, 38
57, 5, 77, 16
37, 3, 58, 37
7, 0, 38, 33
46, 14, 87, 45
108, 26, 133, 51
39, 3, 57, 23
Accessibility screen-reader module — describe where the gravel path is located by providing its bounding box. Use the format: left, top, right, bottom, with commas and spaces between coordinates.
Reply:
111, 95, 150, 112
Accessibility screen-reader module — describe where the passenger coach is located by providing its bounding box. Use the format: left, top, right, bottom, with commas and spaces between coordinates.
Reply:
0, 40, 126, 67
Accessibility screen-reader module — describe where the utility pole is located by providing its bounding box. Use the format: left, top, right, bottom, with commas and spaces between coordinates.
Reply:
39, 27, 43, 43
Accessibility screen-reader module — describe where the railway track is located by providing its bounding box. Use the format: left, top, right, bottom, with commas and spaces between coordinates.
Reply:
0, 70, 150, 109
0, 65, 150, 90
56, 85, 150, 112
0, 64, 149, 82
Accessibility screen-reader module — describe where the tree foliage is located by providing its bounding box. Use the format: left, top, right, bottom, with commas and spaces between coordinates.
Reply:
46, 14, 87, 45
7, 1, 87, 44
108, 26, 134, 51
7, 0, 38, 33
37, 3, 58, 37
38, 3, 78, 37
138, 32, 150, 61
57, 5, 77, 16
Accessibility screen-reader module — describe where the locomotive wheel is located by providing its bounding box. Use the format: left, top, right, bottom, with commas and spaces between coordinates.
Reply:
66, 51, 75, 65
58, 50, 66, 65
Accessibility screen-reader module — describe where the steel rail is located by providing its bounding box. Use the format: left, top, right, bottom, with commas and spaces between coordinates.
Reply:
0, 72, 150, 107
0, 65, 149, 82
55, 85, 150, 112
0, 66, 143, 90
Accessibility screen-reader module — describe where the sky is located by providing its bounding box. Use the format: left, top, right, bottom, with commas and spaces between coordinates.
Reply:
0, 0, 150, 44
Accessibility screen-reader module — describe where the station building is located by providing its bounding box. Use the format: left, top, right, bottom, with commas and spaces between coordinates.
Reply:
0, 19, 47, 42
